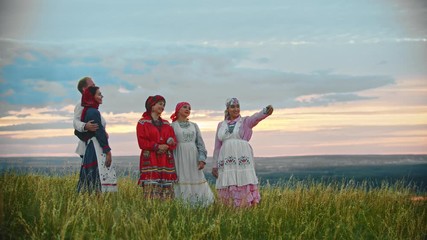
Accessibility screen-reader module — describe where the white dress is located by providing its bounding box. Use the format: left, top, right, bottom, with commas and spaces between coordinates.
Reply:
171, 121, 214, 206
86, 114, 118, 192
215, 118, 258, 189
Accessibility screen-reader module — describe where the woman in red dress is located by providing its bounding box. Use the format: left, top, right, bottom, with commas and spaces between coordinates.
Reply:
136, 95, 177, 199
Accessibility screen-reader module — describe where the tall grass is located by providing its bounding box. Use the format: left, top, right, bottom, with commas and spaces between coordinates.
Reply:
0, 173, 426, 239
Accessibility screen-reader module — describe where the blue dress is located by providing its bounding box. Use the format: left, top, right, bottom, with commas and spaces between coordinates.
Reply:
77, 108, 117, 193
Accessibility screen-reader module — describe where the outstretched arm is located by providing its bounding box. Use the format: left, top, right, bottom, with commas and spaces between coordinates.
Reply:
245, 105, 273, 129
239, 105, 274, 141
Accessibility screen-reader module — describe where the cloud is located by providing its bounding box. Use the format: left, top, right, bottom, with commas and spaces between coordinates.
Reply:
295, 93, 375, 107
0, 89, 14, 97
1, 85, 426, 156
387, 0, 427, 37
0, 128, 72, 139
0, 106, 71, 127
0, 1, 426, 157
24, 79, 67, 96
0, 1, 41, 39
118, 86, 131, 93
0, 40, 396, 116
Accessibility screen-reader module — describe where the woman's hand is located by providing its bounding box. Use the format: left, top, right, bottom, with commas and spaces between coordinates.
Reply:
265, 105, 274, 115
85, 120, 99, 132
166, 137, 176, 146
198, 161, 206, 170
212, 168, 218, 178
157, 144, 169, 154
105, 151, 112, 167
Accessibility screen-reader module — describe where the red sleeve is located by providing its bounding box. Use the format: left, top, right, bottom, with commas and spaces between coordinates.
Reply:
167, 125, 177, 151
162, 121, 177, 151
136, 120, 159, 151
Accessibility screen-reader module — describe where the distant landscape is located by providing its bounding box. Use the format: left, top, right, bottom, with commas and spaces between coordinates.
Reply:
1, 154, 426, 192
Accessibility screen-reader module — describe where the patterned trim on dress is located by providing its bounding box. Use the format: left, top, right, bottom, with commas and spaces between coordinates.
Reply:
140, 167, 176, 174
142, 180, 175, 187
218, 159, 225, 169
238, 156, 251, 166
138, 119, 150, 125
143, 150, 150, 159
138, 119, 171, 125
182, 130, 195, 142
218, 156, 237, 169
82, 161, 98, 169
177, 121, 190, 128
226, 122, 237, 134
176, 180, 208, 185
224, 156, 237, 165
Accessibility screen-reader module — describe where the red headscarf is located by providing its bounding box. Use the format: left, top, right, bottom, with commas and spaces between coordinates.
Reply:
142, 95, 166, 118
170, 102, 190, 122
80, 86, 100, 121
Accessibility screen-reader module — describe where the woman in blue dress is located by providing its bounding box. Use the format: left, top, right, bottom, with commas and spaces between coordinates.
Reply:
76, 86, 117, 193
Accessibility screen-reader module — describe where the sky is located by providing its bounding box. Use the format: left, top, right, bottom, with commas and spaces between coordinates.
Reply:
0, 0, 426, 157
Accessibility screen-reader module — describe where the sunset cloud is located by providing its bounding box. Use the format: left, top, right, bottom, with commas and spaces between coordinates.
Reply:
0, 0, 426, 156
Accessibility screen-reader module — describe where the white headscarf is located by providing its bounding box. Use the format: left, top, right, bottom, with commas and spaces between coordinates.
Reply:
224, 97, 240, 120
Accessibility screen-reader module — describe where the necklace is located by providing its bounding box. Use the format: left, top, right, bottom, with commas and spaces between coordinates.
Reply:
178, 121, 190, 128
227, 121, 236, 134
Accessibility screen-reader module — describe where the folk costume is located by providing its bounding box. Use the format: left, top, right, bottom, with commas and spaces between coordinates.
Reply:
213, 98, 270, 207
73, 102, 87, 156
136, 95, 177, 198
170, 102, 214, 206
77, 87, 118, 193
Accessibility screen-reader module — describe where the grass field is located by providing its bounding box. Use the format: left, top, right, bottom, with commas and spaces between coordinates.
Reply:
1, 173, 426, 239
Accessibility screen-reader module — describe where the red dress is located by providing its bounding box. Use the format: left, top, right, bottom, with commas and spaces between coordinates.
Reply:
136, 116, 177, 186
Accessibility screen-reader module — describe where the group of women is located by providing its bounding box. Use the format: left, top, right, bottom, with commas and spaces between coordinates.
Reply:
76, 79, 273, 208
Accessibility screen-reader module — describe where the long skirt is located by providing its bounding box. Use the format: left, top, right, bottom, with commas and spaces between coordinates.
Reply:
174, 142, 214, 206
217, 184, 260, 207
77, 138, 118, 193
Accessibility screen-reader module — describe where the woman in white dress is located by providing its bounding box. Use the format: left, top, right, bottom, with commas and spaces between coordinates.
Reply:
212, 98, 273, 207
170, 102, 214, 206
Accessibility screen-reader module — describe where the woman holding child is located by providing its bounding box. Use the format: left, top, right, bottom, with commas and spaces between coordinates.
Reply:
76, 86, 118, 193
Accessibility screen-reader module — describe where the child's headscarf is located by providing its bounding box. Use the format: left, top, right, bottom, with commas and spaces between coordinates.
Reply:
80, 86, 100, 121
170, 102, 191, 122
